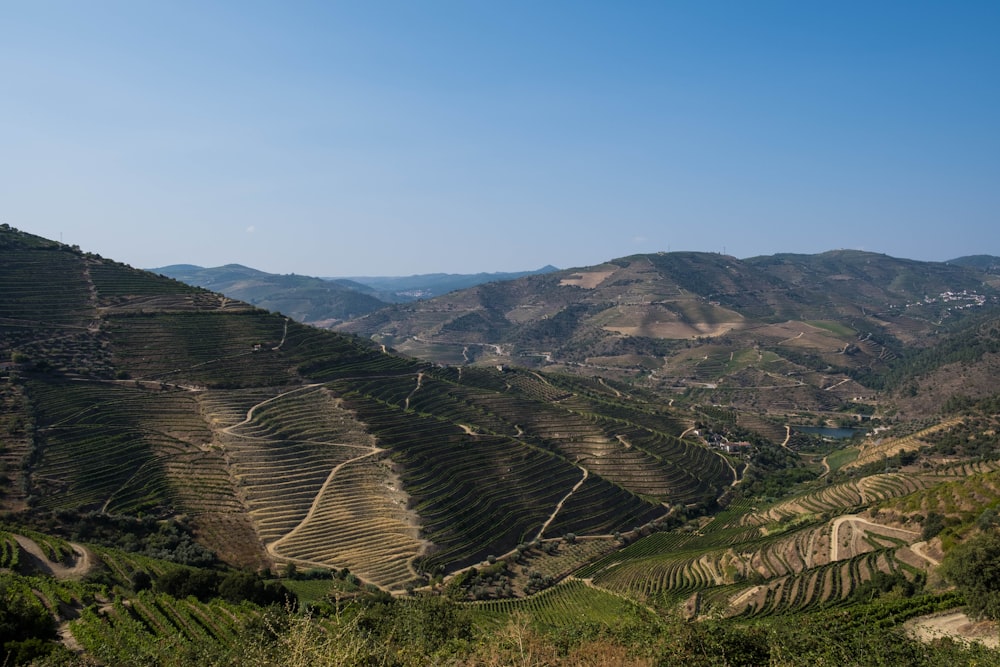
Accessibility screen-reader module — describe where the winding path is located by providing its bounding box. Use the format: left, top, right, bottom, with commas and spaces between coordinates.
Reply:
221, 383, 323, 435
909, 541, 941, 567
12, 535, 94, 580
829, 515, 920, 562
267, 447, 386, 556
403, 372, 423, 410
818, 455, 831, 478
535, 467, 589, 540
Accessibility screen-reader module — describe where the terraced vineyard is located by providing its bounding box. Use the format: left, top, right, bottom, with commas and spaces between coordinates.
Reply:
844, 418, 965, 470
2, 228, 747, 592
885, 464, 1000, 518
567, 439, 1000, 618
742, 472, 933, 525
469, 578, 647, 630
722, 548, 918, 617
6, 227, 1000, 666
0, 530, 21, 569
27, 379, 210, 513
71, 591, 257, 663
576, 507, 933, 616
516, 538, 620, 582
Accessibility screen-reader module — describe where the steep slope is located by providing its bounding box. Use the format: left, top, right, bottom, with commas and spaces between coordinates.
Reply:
2, 226, 734, 588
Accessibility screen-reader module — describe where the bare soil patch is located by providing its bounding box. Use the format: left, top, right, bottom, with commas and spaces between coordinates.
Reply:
13, 535, 94, 580
753, 321, 846, 350
559, 270, 616, 289
605, 320, 742, 339
905, 610, 999, 649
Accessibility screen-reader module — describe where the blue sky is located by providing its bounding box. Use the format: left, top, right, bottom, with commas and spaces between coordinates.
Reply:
2, 1, 998, 275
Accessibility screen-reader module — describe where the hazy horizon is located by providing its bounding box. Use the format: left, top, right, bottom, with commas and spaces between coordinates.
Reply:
3, 2, 998, 275
141, 247, 996, 282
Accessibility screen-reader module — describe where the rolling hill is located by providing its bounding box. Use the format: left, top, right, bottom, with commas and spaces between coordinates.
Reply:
150, 263, 389, 327
330, 265, 560, 301
337, 250, 1000, 416
152, 263, 561, 330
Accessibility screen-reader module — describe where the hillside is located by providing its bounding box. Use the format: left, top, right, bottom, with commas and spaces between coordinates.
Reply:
3, 225, 1000, 664
332, 265, 560, 301
152, 264, 562, 330
2, 225, 732, 583
949, 254, 1000, 274
151, 263, 389, 327
338, 250, 1000, 416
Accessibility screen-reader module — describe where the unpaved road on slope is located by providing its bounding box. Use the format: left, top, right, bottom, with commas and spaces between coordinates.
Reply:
829, 515, 919, 562
13, 535, 94, 580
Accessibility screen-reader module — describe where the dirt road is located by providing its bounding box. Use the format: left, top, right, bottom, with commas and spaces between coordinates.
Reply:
13, 535, 94, 579
829, 515, 919, 562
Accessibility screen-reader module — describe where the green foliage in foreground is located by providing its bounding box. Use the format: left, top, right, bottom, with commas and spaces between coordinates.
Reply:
940, 528, 1000, 621
0, 573, 59, 665
0, 541, 996, 667
71, 592, 999, 667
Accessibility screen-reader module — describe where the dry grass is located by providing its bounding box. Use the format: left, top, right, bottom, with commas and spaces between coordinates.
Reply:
559, 270, 617, 289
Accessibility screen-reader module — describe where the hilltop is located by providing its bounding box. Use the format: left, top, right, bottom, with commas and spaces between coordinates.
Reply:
152, 263, 561, 329
329, 265, 560, 301
150, 263, 389, 327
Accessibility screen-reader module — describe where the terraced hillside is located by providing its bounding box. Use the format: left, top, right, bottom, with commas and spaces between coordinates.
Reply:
573, 452, 1000, 618
149, 263, 389, 326
338, 250, 1000, 415
0, 226, 734, 589
4, 227, 1000, 664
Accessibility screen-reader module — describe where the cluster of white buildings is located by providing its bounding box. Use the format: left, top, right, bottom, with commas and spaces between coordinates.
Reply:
892, 290, 988, 311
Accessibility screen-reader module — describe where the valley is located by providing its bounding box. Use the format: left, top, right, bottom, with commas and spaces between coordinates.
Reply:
2, 225, 1000, 664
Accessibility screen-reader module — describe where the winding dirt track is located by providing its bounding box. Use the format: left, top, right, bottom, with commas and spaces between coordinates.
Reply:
909, 540, 941, 567
535, 467, 589, 540
828, 515, 919, 562
13, 535, 94, 579
12, 535, 95, 653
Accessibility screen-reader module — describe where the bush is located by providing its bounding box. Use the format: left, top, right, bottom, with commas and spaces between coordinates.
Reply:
940, 529, 1000, 621
921, 512, 946, 541
0, 574, 56, 664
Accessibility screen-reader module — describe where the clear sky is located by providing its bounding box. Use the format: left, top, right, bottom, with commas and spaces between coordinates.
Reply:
2, 1, 998, 276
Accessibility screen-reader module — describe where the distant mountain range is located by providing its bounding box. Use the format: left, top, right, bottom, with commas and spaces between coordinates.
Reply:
151, 263, 387, 327
153, 252, 1000, 416
337, 250, 1000, 416
151, 264, 559, 326
328, 266, 560, 301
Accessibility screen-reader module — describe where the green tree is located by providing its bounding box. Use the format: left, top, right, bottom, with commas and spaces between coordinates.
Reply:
940, 529, 1000, 620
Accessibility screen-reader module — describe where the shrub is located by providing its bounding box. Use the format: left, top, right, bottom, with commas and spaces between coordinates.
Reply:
940, 529, 1000, 621
0, 574, 56, 663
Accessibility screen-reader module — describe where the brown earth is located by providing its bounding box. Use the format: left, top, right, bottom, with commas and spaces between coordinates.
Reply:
905, 610, 999, 649
13, 535, 94, 580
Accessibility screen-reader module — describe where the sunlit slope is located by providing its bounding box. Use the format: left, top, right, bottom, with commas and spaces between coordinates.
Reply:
1, 226, 734, 589
576, 447, 1000, 619
338, 250, 1000, 414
